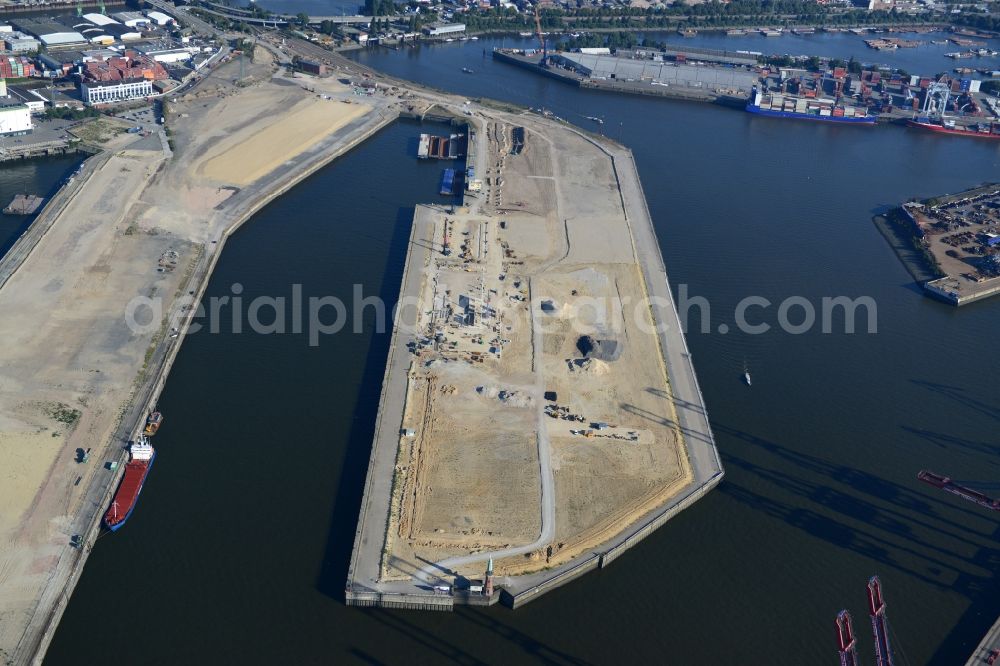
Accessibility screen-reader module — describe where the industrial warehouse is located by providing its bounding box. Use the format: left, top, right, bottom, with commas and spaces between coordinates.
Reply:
0, 79, 31, 136
0, 5, 218, 107
551, 51, 758, 92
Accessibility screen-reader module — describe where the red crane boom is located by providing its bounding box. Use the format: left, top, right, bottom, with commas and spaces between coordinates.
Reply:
835, 610, 861, 666
867, 576, 895, 666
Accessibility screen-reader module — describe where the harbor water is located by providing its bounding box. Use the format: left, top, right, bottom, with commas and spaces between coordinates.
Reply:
0, 155, 82, 262
44, 36, 1000, 664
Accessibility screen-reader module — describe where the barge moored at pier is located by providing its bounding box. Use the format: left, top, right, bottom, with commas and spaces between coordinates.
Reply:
418, 133, 464, 159
103, 437, 156, 532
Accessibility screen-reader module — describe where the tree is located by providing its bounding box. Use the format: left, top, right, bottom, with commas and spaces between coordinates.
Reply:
296, 12, 310, 27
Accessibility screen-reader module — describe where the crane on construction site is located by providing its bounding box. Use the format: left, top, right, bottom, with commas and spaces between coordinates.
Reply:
533, 6, 547, 68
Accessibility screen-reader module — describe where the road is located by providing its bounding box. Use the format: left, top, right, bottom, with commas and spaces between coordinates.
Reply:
145, 0, 218, 35
422, 279, 557, 581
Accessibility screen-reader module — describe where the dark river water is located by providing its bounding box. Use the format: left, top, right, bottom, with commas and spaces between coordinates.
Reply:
42, 34, 1000, 665
0, 155, 81, 261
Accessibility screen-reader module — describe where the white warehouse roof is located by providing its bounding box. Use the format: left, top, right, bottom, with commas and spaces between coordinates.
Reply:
112, 12, 148, 27
144, 11, 173, 25
40, 31, 87, 46
83, 13, 120, 27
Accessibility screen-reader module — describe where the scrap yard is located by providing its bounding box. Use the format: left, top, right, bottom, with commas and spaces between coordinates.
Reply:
886, 184, 1000, 305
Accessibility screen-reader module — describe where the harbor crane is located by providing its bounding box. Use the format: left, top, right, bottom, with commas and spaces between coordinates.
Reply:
867, 576, 895, 666
921, 79, 952, 118
835, 610, 861, 666
838, 576, 906, 665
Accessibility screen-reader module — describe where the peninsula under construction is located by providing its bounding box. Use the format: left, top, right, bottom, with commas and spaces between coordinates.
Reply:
345, 88, 721, 610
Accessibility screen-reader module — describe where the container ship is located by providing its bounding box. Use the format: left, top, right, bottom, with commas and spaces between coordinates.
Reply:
103, 436, 156, 531
907, 116, 1000, 139
747, 88, 877, 124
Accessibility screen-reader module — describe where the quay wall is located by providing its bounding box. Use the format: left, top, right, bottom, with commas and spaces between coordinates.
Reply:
348, 591, 454, 611
0, 142, 93, 164
17, 109, 398, 666
600, 472, 723, 568
501, 555, 601, 610
344, 203, 424, 607
498, 467, 721, 609
925, 278, 1000, 306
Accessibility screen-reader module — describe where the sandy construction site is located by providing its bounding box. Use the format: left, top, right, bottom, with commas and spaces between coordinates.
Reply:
380, 115, 693, 583
0, 50, 385, 660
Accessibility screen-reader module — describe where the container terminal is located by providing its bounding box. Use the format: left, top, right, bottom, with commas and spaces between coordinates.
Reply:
877, 184, 1000, 305
492, 44, 1000, 134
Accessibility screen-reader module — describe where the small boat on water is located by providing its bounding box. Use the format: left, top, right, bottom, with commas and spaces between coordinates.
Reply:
462, 67, 474, 74
585, 116, 604, 124
143, 411, 163, 436
744, 364, 752, 387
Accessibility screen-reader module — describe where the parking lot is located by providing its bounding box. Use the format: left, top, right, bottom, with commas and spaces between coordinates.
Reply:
0, 117, 77, 151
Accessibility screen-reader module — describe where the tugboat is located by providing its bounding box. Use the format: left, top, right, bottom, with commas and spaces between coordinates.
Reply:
143, 411, 163, 436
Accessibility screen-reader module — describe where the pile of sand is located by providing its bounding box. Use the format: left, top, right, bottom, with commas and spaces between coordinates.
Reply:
199, 98, 369, 186
567, 357, 609, 376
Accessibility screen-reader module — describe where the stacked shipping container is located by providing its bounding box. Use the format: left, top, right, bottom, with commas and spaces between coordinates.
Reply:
0, 56, 36, 78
